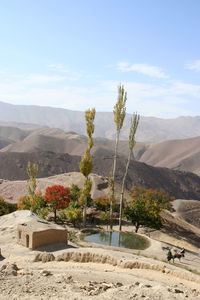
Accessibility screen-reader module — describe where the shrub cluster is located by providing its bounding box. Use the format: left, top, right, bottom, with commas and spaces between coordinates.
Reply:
0, 197, 17, 216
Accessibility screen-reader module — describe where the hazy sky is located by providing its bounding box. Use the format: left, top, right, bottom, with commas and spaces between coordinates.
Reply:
1, 0, 200, 118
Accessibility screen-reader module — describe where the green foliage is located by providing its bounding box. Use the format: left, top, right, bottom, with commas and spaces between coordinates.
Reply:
26, 161, 38, 211
119, 112, 140, 231
64, 206, 83, 227
100, 210, 110, 222
79, 178, 92, 206
128, 113, 140, 152
79, 108, 96, 178
109, 84, 127, 230
79, 108, 96, 227
18, 191, 48, 219
70, 184, 81, 202
113, 85, 127, 131
79, 149, 93, 177
58, 209, 67, 222
85, 108, 95, 147
37, 207, 49, 219
124, 186, 174, 232
0, 196, 17, 216
18, 195, 32, 210
100, 210, 110, 228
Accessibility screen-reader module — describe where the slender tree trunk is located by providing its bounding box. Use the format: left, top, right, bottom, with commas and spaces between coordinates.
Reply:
83, 176, 88, 228
113, 130, 120, 186
119, 150, 132, 231
83, 194, 87, 228
135, 223, 140, 233
110, 130, 120, 230
54, 209, 57, 223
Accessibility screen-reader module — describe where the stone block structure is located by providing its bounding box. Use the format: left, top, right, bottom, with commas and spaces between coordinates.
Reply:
17, 219, 68, 250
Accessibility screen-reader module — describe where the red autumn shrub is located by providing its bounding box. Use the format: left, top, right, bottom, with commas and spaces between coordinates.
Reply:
44, 185, 71, 222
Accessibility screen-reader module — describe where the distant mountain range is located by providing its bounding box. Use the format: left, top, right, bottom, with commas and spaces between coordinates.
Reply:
1, 125, 200, 176
1, 101, 200, 143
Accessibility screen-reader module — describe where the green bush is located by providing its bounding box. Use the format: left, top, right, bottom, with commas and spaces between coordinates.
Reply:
18, 191, 48, 219
125, 186, 174, 232
64, 206, 83, 227
100, 210, 110, 222
18, 195, 32, 210
0, 197, 17, 216
70, 184, 81, 202
37, 207, 49, 219
69, 184, 93, 209
59, 209, 67, 222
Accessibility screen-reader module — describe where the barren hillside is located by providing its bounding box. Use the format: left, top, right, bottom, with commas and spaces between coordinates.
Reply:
1, 151, 200, 200
138, 136, 200, 176
1, 124, 200, 176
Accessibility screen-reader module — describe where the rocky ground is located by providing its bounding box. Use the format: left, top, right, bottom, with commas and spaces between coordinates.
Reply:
0, 211, 200, 299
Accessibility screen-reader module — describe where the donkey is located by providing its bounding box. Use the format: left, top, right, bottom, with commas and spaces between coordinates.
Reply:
167, 248, 185, 263
172, 248, 185, 262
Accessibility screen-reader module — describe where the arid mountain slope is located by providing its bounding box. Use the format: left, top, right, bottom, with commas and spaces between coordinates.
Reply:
138, 136, 200, 176
1, 101, 200, 143
1, 124, 200, 175
0, 151, 200, 200
0, 125, 146, 158
173, 199, 200, 229
0, 125, 30, 143
0, 139, 11, 150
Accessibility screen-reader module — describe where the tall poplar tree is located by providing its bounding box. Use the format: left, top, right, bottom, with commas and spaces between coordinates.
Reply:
79, 108, 96, 227
109, 85, 127, 229
27, 161, 38, 212
119, 113, 140, 231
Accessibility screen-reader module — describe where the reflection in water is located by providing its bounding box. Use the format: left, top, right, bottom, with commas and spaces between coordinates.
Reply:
84, 231, 149, 250
99, 231, 113, 246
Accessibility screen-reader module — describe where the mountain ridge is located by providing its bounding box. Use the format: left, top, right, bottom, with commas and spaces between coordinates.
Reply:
1, 124, 200, 175
0, 151, 200, 200
1, 101, 200, 143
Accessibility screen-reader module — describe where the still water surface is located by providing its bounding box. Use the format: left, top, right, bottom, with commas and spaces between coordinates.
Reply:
83, 231, 150, 250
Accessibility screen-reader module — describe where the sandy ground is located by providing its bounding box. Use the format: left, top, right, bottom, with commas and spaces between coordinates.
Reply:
0, 211, 200, 300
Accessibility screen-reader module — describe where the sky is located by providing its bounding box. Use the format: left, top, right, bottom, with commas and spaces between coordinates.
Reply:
0, 0, 200, 118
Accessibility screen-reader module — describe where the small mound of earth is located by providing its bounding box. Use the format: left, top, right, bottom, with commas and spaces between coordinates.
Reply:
0, 210, 41, 228
0, 172, 112, 204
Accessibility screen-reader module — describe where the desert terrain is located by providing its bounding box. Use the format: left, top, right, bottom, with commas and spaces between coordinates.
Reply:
1, 123, 200, 176
0, 113, 200, 299
0, 210, 200, 300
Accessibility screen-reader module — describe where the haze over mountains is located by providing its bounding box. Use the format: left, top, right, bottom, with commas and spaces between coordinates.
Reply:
1, 101, 200, 143
1, 101, 200, 201
1, 124, 200, 176
1, 123, 200, 200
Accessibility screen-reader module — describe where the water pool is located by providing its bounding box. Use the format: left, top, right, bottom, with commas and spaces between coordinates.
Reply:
83, 231, 150, 250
